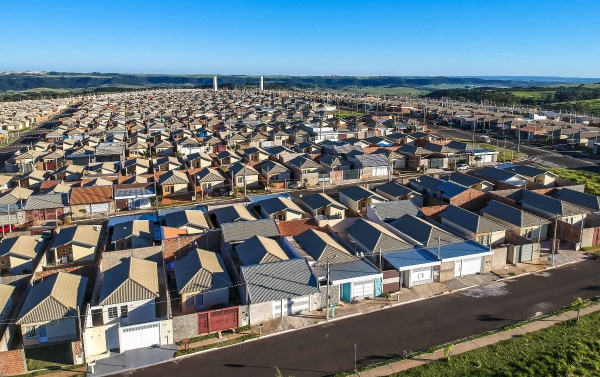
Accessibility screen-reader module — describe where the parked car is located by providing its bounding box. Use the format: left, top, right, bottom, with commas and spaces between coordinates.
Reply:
455, 164, 469, 171
0, 224, 15, 233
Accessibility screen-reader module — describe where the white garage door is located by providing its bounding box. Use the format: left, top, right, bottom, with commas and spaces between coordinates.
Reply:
372, 167, 388, 176
272, 296, 310, 317
0, 213, 18, 226
410, 267, 433, 286
455, 258, 482, 277
353, 280, 374, 299
119, 322, 160, 353
483, 154, 493, 163
90, 203, 110, 213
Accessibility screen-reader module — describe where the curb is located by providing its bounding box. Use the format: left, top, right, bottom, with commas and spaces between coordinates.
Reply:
91, 258, 589, 377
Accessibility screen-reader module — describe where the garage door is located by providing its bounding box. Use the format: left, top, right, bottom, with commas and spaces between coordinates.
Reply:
90, 203, 110, 214
483, 154, 493, 163
272, 296, 310, 317
455, 258, 482, 277
410, 267, 433, 286
119, 322, 160, 352
519, 244, 534, 262
353, 280, 374, 299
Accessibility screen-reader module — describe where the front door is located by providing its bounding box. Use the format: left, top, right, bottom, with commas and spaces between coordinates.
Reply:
38, 325, 48, 343
196, 294, 204, 311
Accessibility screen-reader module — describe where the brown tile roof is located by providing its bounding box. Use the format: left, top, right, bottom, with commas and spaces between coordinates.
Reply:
70, 185, 113, 205
276, 218, 328, 237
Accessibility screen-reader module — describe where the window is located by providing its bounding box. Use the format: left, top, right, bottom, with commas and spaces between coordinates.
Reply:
108, 306, 118, 320
25, 326, 36, 338
185, 296, 195, 307
120, 305, 128, 318
1, 260, 5, 266
237, 177, 245, 184
68, 247, 72, 254
164, 186, 172, 193
62, 249, 67, 256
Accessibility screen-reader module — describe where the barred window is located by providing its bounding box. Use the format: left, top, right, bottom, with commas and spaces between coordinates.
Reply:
108, 306, 118, 319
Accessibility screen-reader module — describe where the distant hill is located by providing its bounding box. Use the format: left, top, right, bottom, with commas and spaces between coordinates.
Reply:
0, 72, 598, 101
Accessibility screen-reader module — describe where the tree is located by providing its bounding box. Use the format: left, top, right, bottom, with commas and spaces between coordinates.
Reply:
572, 297, 589, 324
444, 344, 454, 362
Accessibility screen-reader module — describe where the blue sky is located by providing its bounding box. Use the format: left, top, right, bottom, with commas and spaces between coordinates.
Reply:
1, 0, 599, 77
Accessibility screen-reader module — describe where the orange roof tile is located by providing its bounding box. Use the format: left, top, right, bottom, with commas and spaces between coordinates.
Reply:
276, 218, 328, 237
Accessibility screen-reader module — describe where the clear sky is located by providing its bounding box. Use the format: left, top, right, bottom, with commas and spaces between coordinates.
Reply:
1, 0, 599, 77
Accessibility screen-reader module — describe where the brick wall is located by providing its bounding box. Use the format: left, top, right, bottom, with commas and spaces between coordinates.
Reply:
162, 230, 222, 262
420, 205, 448, 221
0, 349, 26, 375
449, 188, 487, 212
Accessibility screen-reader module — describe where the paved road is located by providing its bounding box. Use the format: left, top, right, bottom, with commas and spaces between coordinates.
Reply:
433, 126, 600, 171
119, 261, 600, 377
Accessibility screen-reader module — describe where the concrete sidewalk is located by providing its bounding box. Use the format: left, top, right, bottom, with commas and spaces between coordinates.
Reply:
349, 302, 600, 377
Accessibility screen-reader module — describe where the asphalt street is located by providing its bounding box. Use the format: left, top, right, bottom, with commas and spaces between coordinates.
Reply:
119, 261, 600, 377
433, 126, 600, 171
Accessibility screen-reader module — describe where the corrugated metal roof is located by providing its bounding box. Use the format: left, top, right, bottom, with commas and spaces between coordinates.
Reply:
382, 248, 441, 270
422, 240, 492, 261
294, 229, 355, 264
0, 235, 43, 259
51, 225, 101, 249
316, 259, 381, 282
24, 193, 69, 210
390, 215, 463, 246
241, 258, 318, 304
346, 219, 408, 252
70, 186, 112, 205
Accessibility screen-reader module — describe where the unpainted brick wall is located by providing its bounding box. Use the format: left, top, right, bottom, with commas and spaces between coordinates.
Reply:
0, 349, 26, 375
162, 230, 222, 262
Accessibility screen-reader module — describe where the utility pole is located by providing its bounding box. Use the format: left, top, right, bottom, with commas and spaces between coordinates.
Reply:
552, 216, 558, 267
325, 255, 336, 321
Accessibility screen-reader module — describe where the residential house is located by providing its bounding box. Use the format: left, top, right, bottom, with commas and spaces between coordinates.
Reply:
338, 185, 387, 214
236, 235, 288, 266
519, 191, 589, 225
441, 173, 494, 192
153, 140, 174, 156
473, 167, 527, 188
229, 162, 260, 188
155, 156, 182, 172
503, 165, 558, 187
187, 153, 213, 169
389, 214, 464, 246
70, 186, 114, 218
114, 183, 156, 211
299, 193, 347, 219
95, 142, 125, 162
239, 258, 319, 324
195, 168, 225, 192
366, 200, 422, 224
553, 188, 600, 212
111, 220, 154, 250
354, 154, 390, 178
346, 218, 411, 258
210, 205, 256, 227
49, 225, 101, 264
174, 249, 232, 314
216, 151, 241, 167
54, 165, 85, 182
253, 197, 304, 221
439, 205, 508, 246
158, 170, 190, 196
24, 193, 70, 222
244, 147, 270, 163
291, 229, 382, 301
480, 200, 550, 240
259, 160, 291, 183
0, 236, 44, 274
92, 257, 160, 353
0, 174, 12, 190
15, 170, 50, 189
165, 210, 210, 234
408, 175, 444, 196
17, 272, 87, 347
124, 158, 151, 176
374, 182, 423, 207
